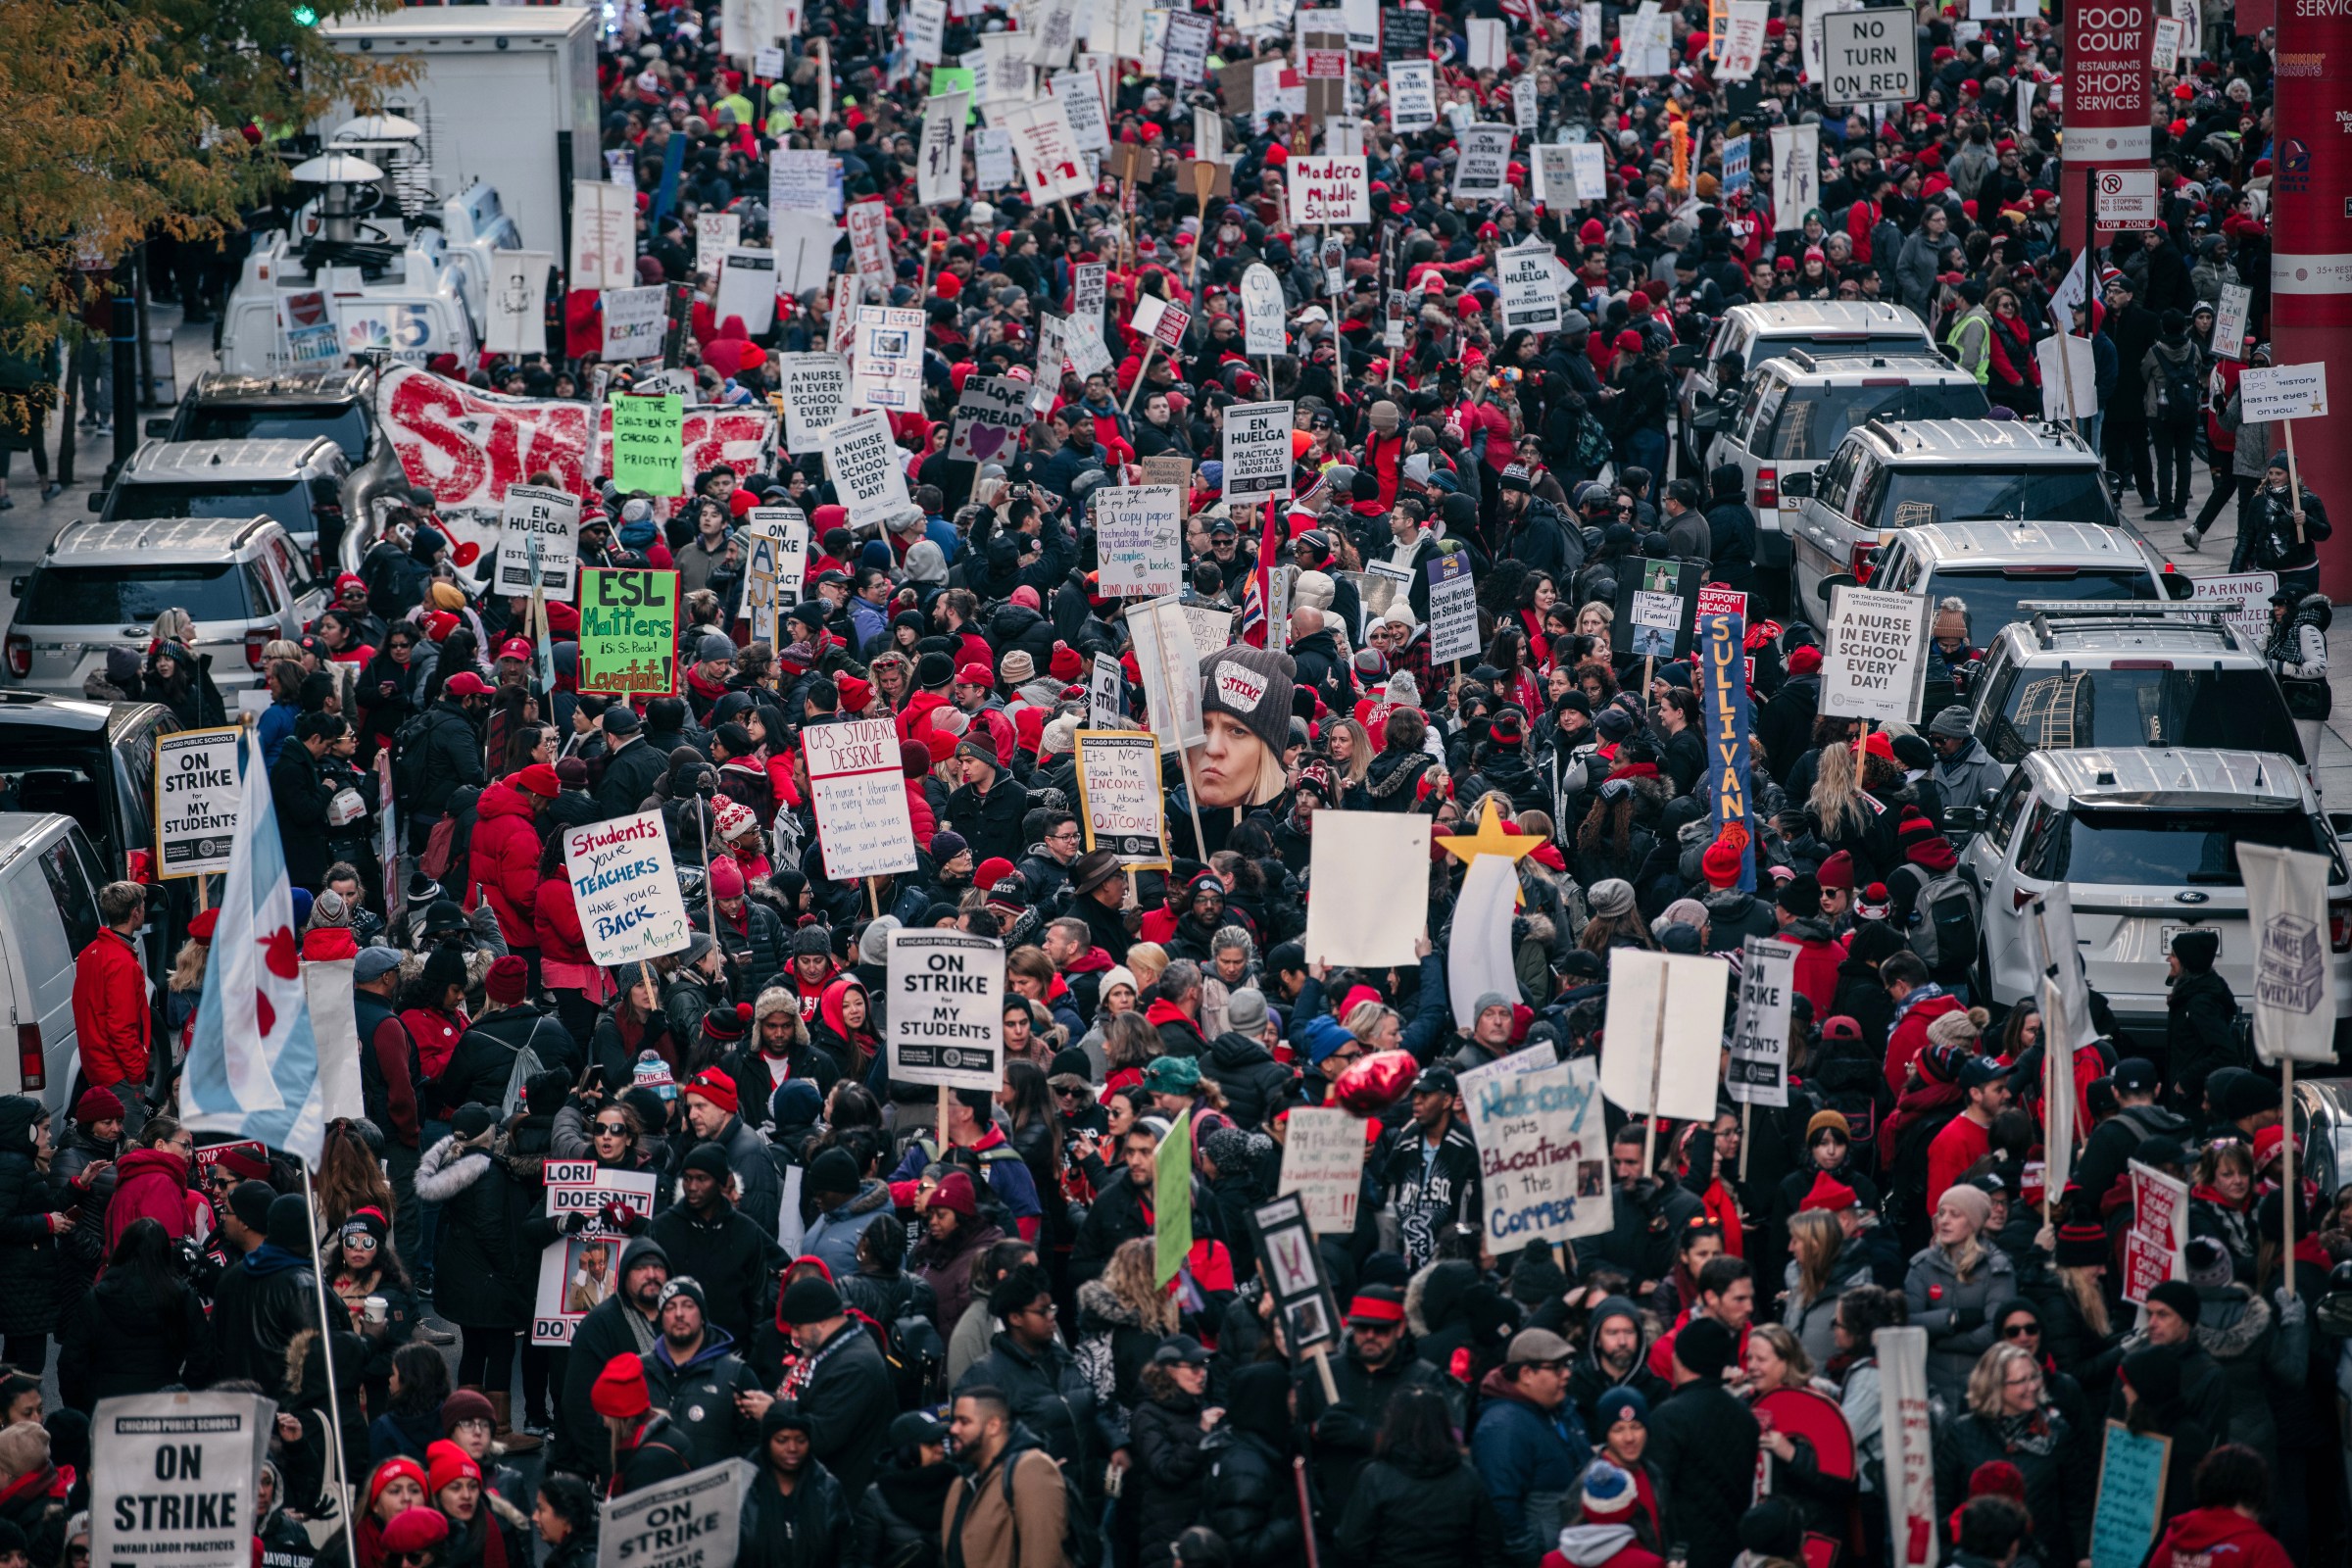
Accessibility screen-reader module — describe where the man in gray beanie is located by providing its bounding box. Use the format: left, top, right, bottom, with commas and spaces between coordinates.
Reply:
1204, 986, 1297, 1130
1449, 991, 1520, 1074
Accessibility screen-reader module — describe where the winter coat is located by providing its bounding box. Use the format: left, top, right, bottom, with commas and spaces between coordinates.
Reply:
1903, 1243, 2018, 1407
738, 1461, 858, 1568
405, 698, 487, 817
911, 1219, 1004, 1337
1645, 1377, 1760, 1568
1784, 1238, 1877, 1368
1204, 1030, 1296, 1129
207, 1243, 318, 1404
413, 1135, 535, 1329
439, 1004, 579, 1112
1469, 1375, 1592, 1564
1933, 1406, 2091, 1565
638, 1326, 762, 1471
1294, 1334, 1457, 1506
554, 1237, 668, 1479
270, 744, 336, 891
1337, 1447, 1511, 1568
2146, 1505, 2293, 1568
795, 1315, 899, 1493
105, 1147, 192, 1250
956, 1330, 1107, 1475
594, 735, 670, 822
1200, 1423, 1302, 1568
0, 1102, 69, 1337
2166, 969, 2241, 1108
1130, 1387, 1212, 1564
940, 1440, 1065, 1568
856, 1453, 957, 1568
804, 1177, 896, 1281
2189, 1282, 2305, 1450
57, 1265, 211, 1409
465, 781, 545, 949
645, 1195, 784, 1349
73, 928, 151, 1091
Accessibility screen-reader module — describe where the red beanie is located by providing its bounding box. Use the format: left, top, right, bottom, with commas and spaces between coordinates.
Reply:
380, 1510, 451, 1555
484, 956, 529, 1007
1701, 836, 1744, 891
368, 1458, 428, 1511
685, 1068, 740, 1115
74, 1086, 124, 1126
590, 1353, 652, 1418
425, 1441, 480, 1497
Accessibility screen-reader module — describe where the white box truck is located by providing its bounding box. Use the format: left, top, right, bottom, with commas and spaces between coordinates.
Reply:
318, 7, 600, 263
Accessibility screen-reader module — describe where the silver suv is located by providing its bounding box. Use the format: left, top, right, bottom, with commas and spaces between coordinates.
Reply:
147, 368, 409, 572
93, 436, 352, 576
1961, 747, 2352, 1048
5, 516, 328, 696
1782, 418, 2121, 618
1672, 300, 1936, 472
1688, 351, 1988, 582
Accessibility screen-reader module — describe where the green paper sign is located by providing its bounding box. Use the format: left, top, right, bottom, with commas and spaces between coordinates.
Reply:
610, 393, 684, 496
930, 68, 977, 124
578, 568, 679, 696
1154, 1107, 1194, 1287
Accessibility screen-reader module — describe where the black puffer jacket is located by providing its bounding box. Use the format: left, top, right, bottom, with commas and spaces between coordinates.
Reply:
50, 1122, 117, 1302
412, 1133, 533, 1330
0, 1098, 68, 1337
1200, 1367, 1304, 1568
1645, 1376, 1761, 1568
1205, 1031, 1295, 1129
1129, 1385, 1211, 1566
1335, 1446, 1511, 1568
855, 1451, 957, 1568
57, 1265, 211, 1409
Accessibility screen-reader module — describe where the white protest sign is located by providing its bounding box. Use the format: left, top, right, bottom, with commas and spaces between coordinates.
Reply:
776, 353, 849, 452
696, 212, 741, 266
92, 1392, 273, 1568
769, 212, 839, 299
1452, 123, 1514, 200
820, 410, 914, 530
2019, 883, 2098, 1054
1387, 61, 1438, 129
1721, 0, 1769, 76
917, 91, 968, 205
570, 178, 635, 290
564, 811, 693, 967
1820, 9, 1918, 106
2213, 282, 2252, 360
1302, 809, 1433, 966
1728, 936, 1796, 1106
1095, 484, 1186, 597
2187, 569, 2274, 653
601, 284, 667, 362
1089, 652, 1126, 728
1511, 76, 1539, 129
483, 250, 552, 357
908, 0, 948, 61
886, 928, 1005, 1090
1221, 398, 1296, 502
1496, 243, 1562, 333
1052, 70, 1111, 154
1278, 1104, 1368, 1236
1820, 584, 1932, 724
531, 1166, 661, 1343
1073, 261, 1108, 320
1426, 552, 1479, 663
741, 508, 810, 630
1771, 123, 1820, 230
1064, 314, 1115, 378
852, 305, 925, 411
769, 147, 834, 214
1599, 948, 1730, 1123
596, 1461, 753, 1568
2123, 1159, 2190, 1304
1466, 15, 1506, 68
1570, 142, 1609, 202
494, 483, 580, 599
2240, 362, 2328, 422
155, 727, 243, 879
1073, 729, 1170, 866
947, 375, 1031, 464
804, 717, 920, 880
2150, 15, 2182, 70
1003, 96, 1094, 202
711, 245, 777, 336
847, 199, 893, 279
1124, 595, 1207, 748
1286, 156, 1372, 225
2035, 333, 2100, 419
1241, 264, 1287, 356
972, 126, 1016, 191
1464, 1055, 1614, 1249
2242, 844, 2337, 1064
1877, 1327, 1937, 1568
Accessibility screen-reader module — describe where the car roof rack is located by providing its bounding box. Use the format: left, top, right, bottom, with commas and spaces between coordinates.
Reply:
2017, 600, 2240, 650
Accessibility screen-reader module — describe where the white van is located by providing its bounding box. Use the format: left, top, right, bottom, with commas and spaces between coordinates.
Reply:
0, 814, 113, 1115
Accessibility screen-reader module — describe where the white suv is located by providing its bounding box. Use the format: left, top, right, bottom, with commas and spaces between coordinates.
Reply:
1961, 747, 2352, 1050
1672, 300, 1936, 472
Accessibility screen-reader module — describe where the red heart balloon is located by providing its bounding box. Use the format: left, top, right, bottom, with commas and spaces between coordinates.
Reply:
1333, 1049, 1417, 1113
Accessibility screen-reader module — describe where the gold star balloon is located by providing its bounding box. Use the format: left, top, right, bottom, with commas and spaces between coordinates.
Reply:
1436, 798, 1546, 869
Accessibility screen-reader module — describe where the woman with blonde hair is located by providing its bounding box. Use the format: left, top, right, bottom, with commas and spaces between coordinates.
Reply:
1323, 716, 1373, 793
1575, 602, 1615, 640
1342, 999, 1403, 1054
1783, 1204, 1874, 1366
1906, 1183, 2017, 1406
1934, 1342, 2082, 1567
1075, 1237, 1180, 1448
1125, 942, 1171, 996
1744, 1323, 1816, 1393
1747, 1323, 1854, 1535
1805, 738, 1899, 880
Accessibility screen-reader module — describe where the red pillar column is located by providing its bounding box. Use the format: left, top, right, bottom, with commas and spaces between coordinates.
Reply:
2270, 13, 2352, 602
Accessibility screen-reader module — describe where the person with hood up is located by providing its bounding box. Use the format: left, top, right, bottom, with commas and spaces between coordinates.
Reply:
2145, 1444, 2293, 1568
854, 1408, 957, 1568
553, 1236, 669, 1481
1696, 835, 1777, 953
809, 975, 882, 1079
102, 1117, 194, 1250
1543, 1460, 1664, 1568
634, 1276, 761, 1470
2175, 1235, 2304, 1452
1564, 1296, 1670, 1435
736, 1399, 858, 1568
465, 763, 559, 968
1469, 1328, 1592, 1564
2164, 928, 2239, 1115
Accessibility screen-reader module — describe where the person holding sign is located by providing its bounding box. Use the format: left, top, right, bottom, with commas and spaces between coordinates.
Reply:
2232, 452, 2332, 599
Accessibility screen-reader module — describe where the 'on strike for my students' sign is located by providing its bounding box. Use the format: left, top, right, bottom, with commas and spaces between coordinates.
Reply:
803, 718, 919, 880
1819, 585, 1932, 724
155, 726, 243, 879
886, 927, 1004, 1090
564, 810, 693, 967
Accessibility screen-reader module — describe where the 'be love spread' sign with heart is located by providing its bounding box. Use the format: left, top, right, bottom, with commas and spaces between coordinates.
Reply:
947, 374, 1032, 463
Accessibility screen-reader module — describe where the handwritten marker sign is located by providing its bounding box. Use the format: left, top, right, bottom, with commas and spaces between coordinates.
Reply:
1094, 484, 1185, 597
608, 393, 684, 495
2239, 361, 2328, 422
578, 569, 678, 696
2088, 1421, 2172, 1568
1820, 584, 1932, 724
564, 811, 692, 967
803, 717, 919, 880
1463, 1055, 1613, 1249
1286, 156, 1371, 225
1277, 1105, 1368, 1236
886, 927, 1004, 1091
2122, 1158, 2189, 1304
1073, 729, 1170, 867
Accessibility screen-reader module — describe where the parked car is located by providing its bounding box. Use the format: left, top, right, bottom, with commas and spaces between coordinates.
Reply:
1672, 300, 1936, 473
5, 516, 329, 699
91, 436, 351, 574
0, 813, 115, 1114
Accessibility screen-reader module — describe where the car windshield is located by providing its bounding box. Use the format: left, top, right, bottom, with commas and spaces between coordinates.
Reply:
1744, 333, 1928, 371
19, 564, 251, 626
107, 480, 312, 536
1871, 467, 2118, 527
1927, 567, 2157, 631
2025, 806, 2341, 885
1984, 666, 2303, 764
181, 404, 368, 465
1765, 382, 1991, 460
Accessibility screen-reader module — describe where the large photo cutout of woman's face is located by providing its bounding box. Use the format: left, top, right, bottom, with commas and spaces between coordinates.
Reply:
1192, 648, 1296, 808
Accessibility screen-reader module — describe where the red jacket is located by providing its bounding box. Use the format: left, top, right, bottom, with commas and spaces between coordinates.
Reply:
106, 1146, 191, 1250
1781, 929, 1846, 1022
1885, 992, 1964, 1096
1925, 1110, 1992, 1213
532, 875, 594, 967
2148, 1508, 2292, 1568
73, 930, 150, 1089
466, 781, 543, 948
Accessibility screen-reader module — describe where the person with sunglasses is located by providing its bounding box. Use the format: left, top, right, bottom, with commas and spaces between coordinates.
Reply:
324, 1206, 417, 1416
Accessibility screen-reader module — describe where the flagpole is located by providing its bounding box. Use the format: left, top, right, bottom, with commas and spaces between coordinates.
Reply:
304, 1112, 362, 1568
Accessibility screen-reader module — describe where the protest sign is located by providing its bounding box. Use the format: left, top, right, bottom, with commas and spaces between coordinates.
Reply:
2213, 282, 2252, 360
1154, 1106, 1194, 1286
1063, 314, 1115, 378
1160, 10, 1214, 80
2089, 1422, 2172, 1568
1533, 145, 1576, 206
852, 305, 926, 411
1301, 810, 1432, 967
1721, 0, 1768, 75
2122, 1159, 2189, 1304
564, 811, 692, 968
1610, 558, 1700, 660
1426, 552, 1480, 663
1387, 61, 1437, 129
1463, 1056, 1612, 1250
776, 354, 850, 453
1510, 75, 1538, 128
2020, 884, 2098, 1054
2186, 570, 2275, 653
1600, 949, 1730, 1123
481, 251, 551, 358
1179, 601, 1235, 660
2035, 334, 2099, 419
609, 393, 684, 495
1722, 132, 1751, 194
1286, 156, 1371, 225
154, 727, 243, 880
1820, 585, 1932, 723
1277, 1108, 1368, 1239
1072, 260, 1108, 322
493, 483, 579, 599
92, 1392, 273, 1568
908, 0, 948, 61
804, 718, 919, 880
1221, 399, 1296, 501
1728, 937, 1796, 1106
1241, 264, 1287, 357
947, 375, 1030, 463
2242, 844, 2337, 1064
597, 1461, 752, 1568
1246, 1193, 1345, 1352
1123, 596, 1207, 748
1139, 456, 1191, 490
769, 211, 839, 298
1771, 123, 1820, 229
821, 410, 915, 528
577, 569, 677, 696
847, 199, 893, 279
1878, 1326, 1937, 1568
1452, 123, 1514, 200
1002, 97, 1094, 202
886, 928, 1004, 1091
2239, 361, 2328, 422
972, 126, 1016, 190
601, 284, 668, 363
1074, 730, 1170, 867
1700, 610, 1755, 890
531, 1167, 661, 1343
768, 147, 833, 213
1094, 484, 1185, 597
1496, 243, 1561, 333
570, 177, 634, 289
1089, 653, 1126, 728
1571, 142, 1609, 200
1052, 69, 1111, 154
917, 91, 967, 204
709, 243, 776, 335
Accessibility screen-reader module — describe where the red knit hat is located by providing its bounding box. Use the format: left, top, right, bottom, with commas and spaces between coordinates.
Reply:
425, 1440, 480, 1496
1799, 1172, 1859, 1212
73, 1087, 124, 1126
380, 1510, 451, 1555
368, 1458, 428, 1511
590, 1353, 652, 1418
1050, 642, 1084, 681
927, 1169, 979, 1217
512, 762, 561, 799
1816, 850, 1855, 891
484, 956, 529, 1007
684, 1068, 740, 1115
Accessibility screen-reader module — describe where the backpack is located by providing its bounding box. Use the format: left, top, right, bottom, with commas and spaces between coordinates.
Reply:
1894, 863, 1981, 974
1574, 406, 1612, 473
2155, 350, 2201, 425
391, 709, 438, 803
1004, 1446, 1099, 1568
